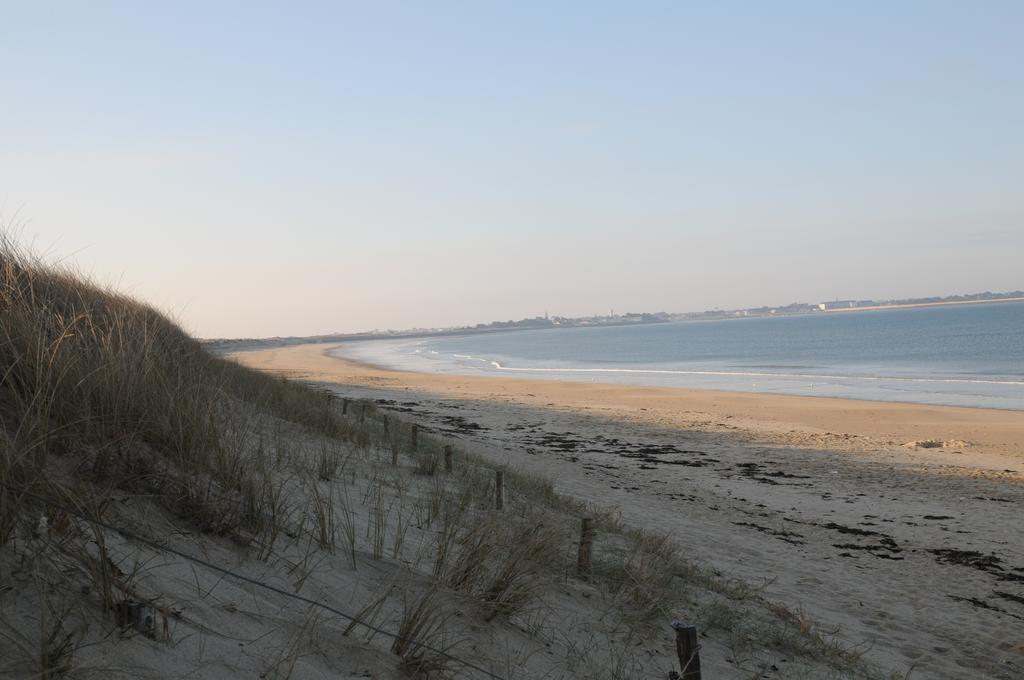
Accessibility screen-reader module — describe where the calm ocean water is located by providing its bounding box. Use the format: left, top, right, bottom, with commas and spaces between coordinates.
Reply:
335, 301, 1024, 410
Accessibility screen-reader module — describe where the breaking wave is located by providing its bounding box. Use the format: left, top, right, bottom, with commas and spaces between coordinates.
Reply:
450, 353, 1024, 386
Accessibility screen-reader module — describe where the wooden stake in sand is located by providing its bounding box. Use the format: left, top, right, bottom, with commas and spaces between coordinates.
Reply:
444, 445, 453, 473
359, 404, 366, 424
410, 424, 418, 451
494, 470, 504, 509
117, 601, 157, 639
341, 398, 349, 415
577, 517, 594, 579
671, 621, 701, 680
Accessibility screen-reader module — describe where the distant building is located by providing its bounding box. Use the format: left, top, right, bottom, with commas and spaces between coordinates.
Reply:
819, 300, 859, 311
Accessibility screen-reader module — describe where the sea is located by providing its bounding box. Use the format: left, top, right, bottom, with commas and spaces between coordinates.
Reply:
333, 301, 1024, 410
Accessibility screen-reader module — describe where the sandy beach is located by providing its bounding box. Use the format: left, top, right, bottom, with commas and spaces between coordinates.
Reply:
231, 342, 1024, 679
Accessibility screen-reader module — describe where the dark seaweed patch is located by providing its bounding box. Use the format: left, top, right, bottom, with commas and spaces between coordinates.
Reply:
930, 549, 1024, 582
994, 591, 1024, 606
822, 522, 883, 537
731, 522, 805, 545
948, 595, 1024, 621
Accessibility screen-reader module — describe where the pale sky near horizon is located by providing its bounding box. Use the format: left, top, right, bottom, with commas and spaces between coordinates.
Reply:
2, 2, 1022, 338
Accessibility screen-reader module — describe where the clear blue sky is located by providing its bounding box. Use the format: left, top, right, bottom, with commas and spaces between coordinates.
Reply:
2, 1, 1021, 337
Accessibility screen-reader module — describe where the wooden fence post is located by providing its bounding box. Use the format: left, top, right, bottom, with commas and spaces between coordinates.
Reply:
359, 404, 366, 424
577, 517, 594, 579
410, 424, 418, 451
118, 601, 157, 639
444, 445, 453, 473
494, 470, 504, 510
671, 621, 701, 680
342, 398, 349, 415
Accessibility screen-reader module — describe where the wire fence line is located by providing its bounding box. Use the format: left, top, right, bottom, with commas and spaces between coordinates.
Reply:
2, 483, 510, 680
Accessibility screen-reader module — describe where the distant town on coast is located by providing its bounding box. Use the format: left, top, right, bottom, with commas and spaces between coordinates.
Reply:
207, 289, 1024, 347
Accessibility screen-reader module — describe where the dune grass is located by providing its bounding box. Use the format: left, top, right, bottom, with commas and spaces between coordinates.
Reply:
0, 234, 353, 535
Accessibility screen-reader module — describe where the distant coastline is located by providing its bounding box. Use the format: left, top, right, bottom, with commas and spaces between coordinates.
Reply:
206, 290, 1024, 351
820, 296, 1024, 313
